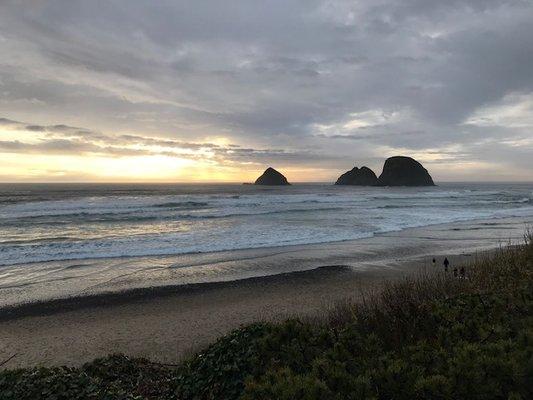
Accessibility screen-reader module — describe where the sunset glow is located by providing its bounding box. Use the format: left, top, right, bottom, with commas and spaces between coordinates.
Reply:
0, 1, 532, 182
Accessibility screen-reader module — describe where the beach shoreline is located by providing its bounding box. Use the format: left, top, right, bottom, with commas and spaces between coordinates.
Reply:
0, 265, 355, 322
1, 214, 531, 369
0, 247, 501, 369
2, 213, 531, 309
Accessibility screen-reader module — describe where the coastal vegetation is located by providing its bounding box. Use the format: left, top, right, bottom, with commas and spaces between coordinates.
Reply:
1, 234, 532, 399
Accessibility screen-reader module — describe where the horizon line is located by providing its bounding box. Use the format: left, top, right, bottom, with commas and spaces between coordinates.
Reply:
1, 180, 533, 185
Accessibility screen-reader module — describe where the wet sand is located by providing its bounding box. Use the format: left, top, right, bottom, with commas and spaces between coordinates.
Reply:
1, 214, 530, 308
0, 258, 450, 369
0, 215, 530, 369
0, 255, 493, 369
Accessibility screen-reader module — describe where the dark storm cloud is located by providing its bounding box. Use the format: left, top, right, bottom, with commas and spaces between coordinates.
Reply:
0, 0, 532, 179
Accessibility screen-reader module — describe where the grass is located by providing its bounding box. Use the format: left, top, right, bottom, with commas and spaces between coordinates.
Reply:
1, 234, 532, 399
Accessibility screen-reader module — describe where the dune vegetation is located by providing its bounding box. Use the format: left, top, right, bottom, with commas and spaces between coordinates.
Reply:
1, 233, 532, 399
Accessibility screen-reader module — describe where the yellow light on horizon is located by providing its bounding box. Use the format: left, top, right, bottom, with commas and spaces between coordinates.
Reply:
0, 152, 200, 182
1, 151, 264, 183
94, 155, 194, 180
0, 128, 43, 143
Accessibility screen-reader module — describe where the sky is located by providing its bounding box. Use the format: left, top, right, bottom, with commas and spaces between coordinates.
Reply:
0, 0, 532, 183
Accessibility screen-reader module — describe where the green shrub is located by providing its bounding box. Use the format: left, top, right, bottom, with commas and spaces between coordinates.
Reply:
0, 367, 97, 400
238, 284, 533, 400
0, 355, 176, 400
173, 323, 273, 400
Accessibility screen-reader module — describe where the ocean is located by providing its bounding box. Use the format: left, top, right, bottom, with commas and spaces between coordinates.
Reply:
1, 182, 533, 305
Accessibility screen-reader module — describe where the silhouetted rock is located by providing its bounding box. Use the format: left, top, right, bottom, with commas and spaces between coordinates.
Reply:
254, 167, 290, 185
335, 166, 378, 186
377, 156, 435, 186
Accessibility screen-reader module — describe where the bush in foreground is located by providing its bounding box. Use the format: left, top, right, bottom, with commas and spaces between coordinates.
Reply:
1, 236, 532, 399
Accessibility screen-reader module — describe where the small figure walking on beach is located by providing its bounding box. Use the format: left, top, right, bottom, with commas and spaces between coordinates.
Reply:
432, 258, 436, 267
443, 257, 450, 272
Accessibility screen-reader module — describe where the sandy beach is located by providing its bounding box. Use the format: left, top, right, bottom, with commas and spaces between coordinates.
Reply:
0, 256, 459, 370
2, 214, 530, 370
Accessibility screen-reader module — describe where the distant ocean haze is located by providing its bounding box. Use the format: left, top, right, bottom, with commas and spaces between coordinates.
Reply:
0, 182, 532, 267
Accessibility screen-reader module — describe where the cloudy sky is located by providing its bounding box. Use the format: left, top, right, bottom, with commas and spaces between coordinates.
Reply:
1, 0, 532, 182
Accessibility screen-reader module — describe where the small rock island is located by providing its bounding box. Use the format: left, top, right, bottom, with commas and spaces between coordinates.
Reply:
377, 156, 435, 186
254, 167, 291, 185
335, 166, 378, 186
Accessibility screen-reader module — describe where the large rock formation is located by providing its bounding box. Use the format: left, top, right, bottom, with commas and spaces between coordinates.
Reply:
335, 166, 378, 186
254, 167, 290, 185
377, 156, 435, 186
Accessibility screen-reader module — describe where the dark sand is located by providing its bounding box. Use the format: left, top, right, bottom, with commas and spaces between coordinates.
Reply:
0, 253, 478, 369
0, 216, 529, 369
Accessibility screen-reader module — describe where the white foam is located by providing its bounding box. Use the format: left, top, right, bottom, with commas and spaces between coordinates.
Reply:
1, 184, 532, 267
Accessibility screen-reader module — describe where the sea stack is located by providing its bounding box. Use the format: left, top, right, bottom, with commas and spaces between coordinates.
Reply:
254, 167, 291, 185
335, 166, 378, 186
377, 156, 435, 186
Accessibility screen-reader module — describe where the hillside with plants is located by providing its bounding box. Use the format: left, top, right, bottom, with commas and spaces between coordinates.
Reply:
1, 235, 532, 399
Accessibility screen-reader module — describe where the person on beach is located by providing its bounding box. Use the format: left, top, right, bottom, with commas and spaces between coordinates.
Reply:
460, 266, 466, 279
443, 257, 449, 272
432, 258, 436, 267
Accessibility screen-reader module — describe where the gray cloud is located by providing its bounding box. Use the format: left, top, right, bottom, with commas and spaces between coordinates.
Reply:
0, 0, 532, 180
0, 116, 339, 167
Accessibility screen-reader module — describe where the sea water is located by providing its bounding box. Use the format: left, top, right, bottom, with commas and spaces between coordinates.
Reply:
1, 182, 533, 266
1, 182, 532, 305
